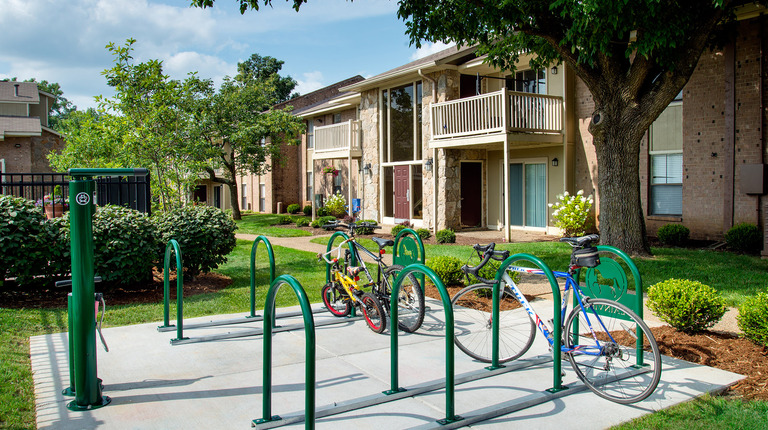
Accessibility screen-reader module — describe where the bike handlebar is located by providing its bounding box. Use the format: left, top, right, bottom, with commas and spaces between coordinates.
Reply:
462, 242, 510, 284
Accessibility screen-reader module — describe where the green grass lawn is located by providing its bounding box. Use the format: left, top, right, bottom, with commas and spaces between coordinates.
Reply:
235, 213, 312, 237
3, 229, 768, 429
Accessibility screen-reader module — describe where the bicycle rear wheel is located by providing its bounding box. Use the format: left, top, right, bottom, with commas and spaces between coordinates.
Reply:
322, 283, 351, 317
451, 283, 535, 363
564, 298, 661, 404
382, 265, 425, 333
360, 293, 386, 334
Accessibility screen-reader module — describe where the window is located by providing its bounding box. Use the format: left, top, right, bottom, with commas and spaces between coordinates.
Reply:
307, 120, 314, 149
259, 183, 266, 212
507, 70, 546, 94
649, 95, 683, 216
332, 113, 342, 124
333, 161, 342, 195
382, 82, 423, 162
241, 183, 247, 211
306, 171, 313, 201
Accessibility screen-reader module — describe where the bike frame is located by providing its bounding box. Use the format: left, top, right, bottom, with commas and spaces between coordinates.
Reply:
498, 266, 618, 357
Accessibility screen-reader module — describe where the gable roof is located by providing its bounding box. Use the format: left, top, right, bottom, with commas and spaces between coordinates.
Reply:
0, 115, 42, 140
0, 81, 40, 103
273, 75, 365, 112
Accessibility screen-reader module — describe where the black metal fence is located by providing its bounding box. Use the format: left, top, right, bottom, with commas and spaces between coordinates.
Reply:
0, 172, 152, 216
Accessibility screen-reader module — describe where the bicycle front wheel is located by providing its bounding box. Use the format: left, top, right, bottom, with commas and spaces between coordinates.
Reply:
360, 292, 386, 334
451, 283, 535, 363
564, 298, 662, 404
322, 283, 351, 317
382, 265, 425, 333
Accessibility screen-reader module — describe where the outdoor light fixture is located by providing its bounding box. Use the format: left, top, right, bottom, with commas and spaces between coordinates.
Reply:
363, 163, 372, 175
552, 158, 559, 167
551, 66, 558, 75
424, 157, 434, 172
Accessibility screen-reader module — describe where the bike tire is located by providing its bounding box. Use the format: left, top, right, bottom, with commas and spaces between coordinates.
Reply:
451, 283, 535, 363
360, 292, 386, 334
321, 282, 351, 317
382, 265, 426, 333
564, 298, 662, 404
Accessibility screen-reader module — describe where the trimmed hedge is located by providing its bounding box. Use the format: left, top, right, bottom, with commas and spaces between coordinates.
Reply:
286, 203, 301, 214
92, 205, 157, 287
153, 205, 237, 277
436, 228, 455, 244
738, 292, 768, 347
657, 224, 690, 246
426, 256, 464, 285
295, 217, 310, 227
725, 223, 763, 254
391, 224, 407, 237
0, 195, 47, 285
303, 205, 312, 216
415, 228, 431, 240
647, 278, 726, 333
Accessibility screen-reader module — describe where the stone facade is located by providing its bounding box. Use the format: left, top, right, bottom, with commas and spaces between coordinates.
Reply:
360, 89, 380, 220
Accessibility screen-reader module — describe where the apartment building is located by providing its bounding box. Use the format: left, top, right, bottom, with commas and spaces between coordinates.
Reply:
241, 7, 767, 253
0, 81, 64, 174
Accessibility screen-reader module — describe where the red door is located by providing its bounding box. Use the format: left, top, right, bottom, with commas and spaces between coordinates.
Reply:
394, 165, 410, 221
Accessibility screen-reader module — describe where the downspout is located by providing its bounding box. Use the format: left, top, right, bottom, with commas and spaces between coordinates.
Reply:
419, 69, 439, 232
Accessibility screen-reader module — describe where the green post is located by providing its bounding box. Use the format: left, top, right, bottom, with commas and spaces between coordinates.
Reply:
65, 167, 147, 411
254, 275, 316, 429
389, 264, 461, 425
161, 240, 186, 342
62, 294, 75, 396
494, 254, 564, 391
393, 228, 426, 294
249, 236, 275, 318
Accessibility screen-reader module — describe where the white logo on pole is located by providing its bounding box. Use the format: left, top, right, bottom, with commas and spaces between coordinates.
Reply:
76, 192, 91, 205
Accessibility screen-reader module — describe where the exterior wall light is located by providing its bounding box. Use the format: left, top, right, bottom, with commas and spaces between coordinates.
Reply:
551, 66, 558, 75
363, 163, 372, 175
424, 157, 433, 172
552, 158, 559, 167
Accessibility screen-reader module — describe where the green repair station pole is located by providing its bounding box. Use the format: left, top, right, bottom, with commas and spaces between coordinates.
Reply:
65, 167, 148, 411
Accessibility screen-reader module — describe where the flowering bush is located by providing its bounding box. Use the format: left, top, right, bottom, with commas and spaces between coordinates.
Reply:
35, 185, 68, 207
324, 192, 347, 217
548, 190, 593, 237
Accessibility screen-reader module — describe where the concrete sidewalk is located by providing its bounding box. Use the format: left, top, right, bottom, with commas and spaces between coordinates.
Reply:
32, 299, 743, 429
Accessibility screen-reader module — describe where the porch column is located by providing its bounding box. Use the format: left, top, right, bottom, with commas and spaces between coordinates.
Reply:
502, 84, 511, 242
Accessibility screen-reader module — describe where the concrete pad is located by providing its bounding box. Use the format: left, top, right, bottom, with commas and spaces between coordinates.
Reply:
33, 303, 744, 430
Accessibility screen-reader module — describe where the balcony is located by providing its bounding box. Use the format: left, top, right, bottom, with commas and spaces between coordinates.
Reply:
429, 89, 563, 148
312, 120, 362, 160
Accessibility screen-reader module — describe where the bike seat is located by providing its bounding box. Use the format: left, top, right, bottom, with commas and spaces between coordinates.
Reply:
372, 237, 394, 248
347, 266, 365, 277
559, 234, 599, 248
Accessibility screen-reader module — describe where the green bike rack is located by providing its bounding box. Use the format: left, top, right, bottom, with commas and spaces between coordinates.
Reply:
392, 228, 426, 295
390, 263, 462, 425
574, 245, 645, 366
254, 274, 316, 429
64, 167, 148, 411
158, 240, 187, 342
250, 235, 276, 318
494, 254, 565, 392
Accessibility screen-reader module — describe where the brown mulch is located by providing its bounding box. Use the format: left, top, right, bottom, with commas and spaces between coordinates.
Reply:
423, 288, 768, 401
0, 268, 232, 309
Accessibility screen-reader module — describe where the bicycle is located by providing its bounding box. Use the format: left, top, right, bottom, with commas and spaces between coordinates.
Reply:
319, 221, 425, 333
451, 235, 661, 404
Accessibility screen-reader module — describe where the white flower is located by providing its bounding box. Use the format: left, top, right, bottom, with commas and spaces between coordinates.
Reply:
577, 189, 584, 196
563, 191, 569, 196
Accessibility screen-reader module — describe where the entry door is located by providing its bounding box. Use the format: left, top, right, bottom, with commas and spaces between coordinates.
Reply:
509, 162, 546, 228
394, 165, 410, 221
461, 162, 482, 227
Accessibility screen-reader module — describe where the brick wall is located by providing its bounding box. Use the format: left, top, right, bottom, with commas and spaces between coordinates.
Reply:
0, 131, 64, 174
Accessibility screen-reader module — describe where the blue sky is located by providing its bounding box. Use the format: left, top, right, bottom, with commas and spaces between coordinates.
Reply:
0, 0, 451, 110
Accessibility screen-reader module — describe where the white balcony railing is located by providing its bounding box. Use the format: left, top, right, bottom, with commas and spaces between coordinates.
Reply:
314, 120, 361, 153
430, 89, 563, 140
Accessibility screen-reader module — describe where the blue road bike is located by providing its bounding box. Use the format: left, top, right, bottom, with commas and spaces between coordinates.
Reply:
451, 235, 662, 404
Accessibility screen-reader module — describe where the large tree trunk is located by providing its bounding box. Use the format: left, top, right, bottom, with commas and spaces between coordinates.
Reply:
589, 108, 651, 256
228, 178, 242, 220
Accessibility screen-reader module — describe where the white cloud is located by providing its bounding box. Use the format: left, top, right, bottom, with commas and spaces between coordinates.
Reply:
410, 41, 455, 61
164, 51, 235, 88
295, 71, 325, 95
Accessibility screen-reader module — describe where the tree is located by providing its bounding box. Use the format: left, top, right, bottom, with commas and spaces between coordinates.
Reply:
2, 77, 76, 129
187, 58, 305, 220
194, 0, 741, 255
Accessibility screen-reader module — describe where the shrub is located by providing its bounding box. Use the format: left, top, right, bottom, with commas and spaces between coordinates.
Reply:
278, 215, 293, 225
0, 196, 47, 285
391, 224, 407, 237
303, 205, 312, 216
738, 292, 768, 347
311, 215, 337, 229
725, 223, 763, 254
415, 228, 431, 240
436, 228, 456, 243
295, 217, 310, 227
153, 205, 237, 277
286, 203, 300, 214
91, 205, 157, 287
316, 206, 330, 217
657, 224, 690, 246
324, 193, 347, 217
426, 256, 464, 285
548, 190, 593, 237
354, 220, 378, 235
647, 278, 726, 333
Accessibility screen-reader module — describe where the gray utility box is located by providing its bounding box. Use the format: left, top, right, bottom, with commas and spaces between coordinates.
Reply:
740, 164, 768, 195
